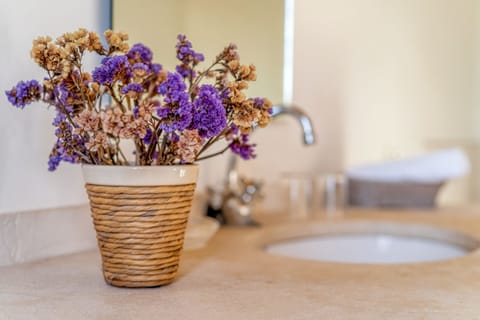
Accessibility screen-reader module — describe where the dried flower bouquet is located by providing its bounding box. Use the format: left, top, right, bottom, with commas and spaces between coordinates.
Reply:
5, 29, 272, 170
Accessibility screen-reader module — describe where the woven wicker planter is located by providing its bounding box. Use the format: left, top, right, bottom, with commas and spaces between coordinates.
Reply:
82, 165, 198, 288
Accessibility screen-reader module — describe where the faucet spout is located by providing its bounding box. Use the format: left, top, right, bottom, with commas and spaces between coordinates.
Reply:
270, 105, 316, 145
207, 104, 316, 226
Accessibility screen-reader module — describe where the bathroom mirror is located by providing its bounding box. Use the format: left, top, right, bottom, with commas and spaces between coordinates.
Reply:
114, 0, 479, 209
113, 0, 285, 104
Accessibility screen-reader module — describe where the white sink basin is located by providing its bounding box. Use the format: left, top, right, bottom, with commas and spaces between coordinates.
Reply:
265, 223, 479, 264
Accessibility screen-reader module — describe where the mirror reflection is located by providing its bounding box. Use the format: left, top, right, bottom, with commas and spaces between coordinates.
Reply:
113, 0, 285, 104
114, 0, 479, 212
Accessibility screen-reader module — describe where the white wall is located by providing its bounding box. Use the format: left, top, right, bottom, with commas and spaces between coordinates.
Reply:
293, 0, 476, 166
292, 0, 478, 206
0, 0, 110, 214
342, 0, 474, 166
472, 1, 480, 143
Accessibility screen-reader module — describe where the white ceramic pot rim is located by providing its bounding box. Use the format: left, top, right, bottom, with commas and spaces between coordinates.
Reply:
82, 164, 199, 186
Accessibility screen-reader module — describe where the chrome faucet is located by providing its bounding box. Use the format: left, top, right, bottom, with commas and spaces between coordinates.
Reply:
206, 104, 316, 226
270, 105, 316, 145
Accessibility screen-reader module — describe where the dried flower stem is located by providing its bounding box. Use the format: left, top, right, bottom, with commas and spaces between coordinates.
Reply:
158, 134, 167, 163
146, 122, 161, 163
114, 138, 128, 165
77, 62, 95, 110
46, 73, 80, 130
195, 126, 229, 159
196, 144, 231, 161
107, 86, 125, 112
188, 58, 221, 94
74, 150, 94, 163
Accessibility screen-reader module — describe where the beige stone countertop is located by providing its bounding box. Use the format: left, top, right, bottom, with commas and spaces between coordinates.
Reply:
1, 208, 480, 319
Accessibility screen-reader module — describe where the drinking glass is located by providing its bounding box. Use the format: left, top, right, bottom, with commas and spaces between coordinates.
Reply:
283, 172, 314, 219
314, 173, 347, 216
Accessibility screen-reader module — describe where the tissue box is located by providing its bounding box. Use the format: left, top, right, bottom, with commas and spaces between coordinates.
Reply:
347, 178, 443, 208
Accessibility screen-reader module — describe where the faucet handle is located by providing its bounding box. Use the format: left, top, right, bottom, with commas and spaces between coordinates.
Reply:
239, 177, 264, 202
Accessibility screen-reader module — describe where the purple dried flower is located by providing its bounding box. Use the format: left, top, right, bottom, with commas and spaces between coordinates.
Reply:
220, 88, 231, 100
176, 65, 194, 79
127, 43, 153, 63
151, 63, 162, 75
170, 133, 180, 143
128, 45, 162, 78
230, 134, 256, 160
157, 72, 186, 96
52, 112, 66, 126
5, 80, 42, 108
48, 119, 88, 171
156, 107, 168, 118
132, 105, 140, 119
48, 129, 86, 171
253, 97, 264, 106
253, 97, 272, 114
121, 83, 144, 96
190, 85, 226, 138
56, 81, 79, 108
143, 128, 153, 144
156, 72, 193, 132
175, 34, 204, 79
132, 62, 149, 74
92, 55, 130, 85
230, 124, 239, 135
48, 153, 61, 171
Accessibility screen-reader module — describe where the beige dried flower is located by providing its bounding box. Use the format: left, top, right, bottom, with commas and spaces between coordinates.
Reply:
227, 82, 247, 103
42, 78, 54, 90
90, 82, 100, 92
257, 98, 272, 128
247, 65, 257, 81
227, 60, 240, 72
74, 109, 101, 134
101, 106, 123, 137
231, 100, 257, 132
238, 64, 257, 81
101, 106, 147, 139
30, 36, 52, 68
35, 40, 73, 78
55, 29, 104, 56
218, 43, 239, 62
87, 31, 104, 53
132, 67, 147, 79
176, 130, 204, 163
237, 81, 249, 90
135, 99, 158, 121
230, 98, 272, 132
86, 132, 110, 152
104, 30, 129, 53
123, 118, 148, 139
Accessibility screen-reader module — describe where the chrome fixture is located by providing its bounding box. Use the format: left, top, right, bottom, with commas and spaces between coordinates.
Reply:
206, 104, 316, 226
270, 105, 316, 145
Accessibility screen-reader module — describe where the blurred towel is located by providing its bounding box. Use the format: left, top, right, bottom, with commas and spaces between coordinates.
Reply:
347, 148, 470, 184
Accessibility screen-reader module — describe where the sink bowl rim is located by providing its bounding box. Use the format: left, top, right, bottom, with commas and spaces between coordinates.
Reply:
259, 220, 480, 265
